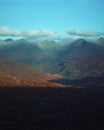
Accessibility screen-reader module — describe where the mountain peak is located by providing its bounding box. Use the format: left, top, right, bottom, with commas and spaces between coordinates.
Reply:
75, 38, 87, 42
72, 38, 89, 46
93, 37, 104, 46
5, 38, 14, 42
98, 37, 104, 40
97, 37, 104, 42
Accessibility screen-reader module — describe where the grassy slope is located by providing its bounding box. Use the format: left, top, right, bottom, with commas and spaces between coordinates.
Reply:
0, 59, 63, 87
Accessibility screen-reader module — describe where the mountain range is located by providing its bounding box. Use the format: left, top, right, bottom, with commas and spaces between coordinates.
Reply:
0, 37, 104, 87
47, 38, 104, 79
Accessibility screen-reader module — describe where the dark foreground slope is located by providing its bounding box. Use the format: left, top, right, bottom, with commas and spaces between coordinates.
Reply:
49, 76, 104, 88
0, 87, 104, 130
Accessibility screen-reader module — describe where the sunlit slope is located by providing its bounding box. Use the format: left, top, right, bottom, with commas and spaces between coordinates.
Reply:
0, 59, 62, 87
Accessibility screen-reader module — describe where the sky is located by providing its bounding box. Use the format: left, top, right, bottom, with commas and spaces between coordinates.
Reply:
0, 0, 104, 39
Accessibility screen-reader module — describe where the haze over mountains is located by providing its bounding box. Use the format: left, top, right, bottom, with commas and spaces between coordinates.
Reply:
0, 37, 104, 87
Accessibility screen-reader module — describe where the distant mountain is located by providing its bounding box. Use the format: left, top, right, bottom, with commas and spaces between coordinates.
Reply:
0, 37, 104, 80
32, 40, 67, 56
0, 39, 48, 66
0, 38, 70, 68
0, 38, 14, 47
46, 38, 104, 79
0, 40, 12, 47
92, 37, 104, 47
5, 38, 14, 42
26, 37, 73, 56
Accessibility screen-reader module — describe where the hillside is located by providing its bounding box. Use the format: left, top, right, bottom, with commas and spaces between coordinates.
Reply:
0, 59, 62, 87
45, 38, 104, 79
0, 39, 48, 66
92, 37, 104, 47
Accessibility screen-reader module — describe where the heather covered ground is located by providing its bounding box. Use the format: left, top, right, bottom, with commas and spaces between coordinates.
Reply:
0, 87, 104, 130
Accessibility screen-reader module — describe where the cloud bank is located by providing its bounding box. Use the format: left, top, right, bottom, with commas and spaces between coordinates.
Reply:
66, 29, 103, 37
0, 26, 55, 37
0, 26, 103, 40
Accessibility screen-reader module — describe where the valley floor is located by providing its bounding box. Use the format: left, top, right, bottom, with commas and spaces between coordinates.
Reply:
0, 87, 104, 130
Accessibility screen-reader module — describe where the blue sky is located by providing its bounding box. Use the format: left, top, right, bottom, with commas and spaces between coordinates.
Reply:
0, 0, 104, 39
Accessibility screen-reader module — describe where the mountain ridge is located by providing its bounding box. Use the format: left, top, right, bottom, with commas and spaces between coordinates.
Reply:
0, 37, 104, 81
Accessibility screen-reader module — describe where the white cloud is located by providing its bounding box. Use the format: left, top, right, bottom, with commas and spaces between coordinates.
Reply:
24, 30, 55, 37
0, 26, 56, 37
66, 29, 104, 37
0, 26, 22, 36
0, 26, 103, 40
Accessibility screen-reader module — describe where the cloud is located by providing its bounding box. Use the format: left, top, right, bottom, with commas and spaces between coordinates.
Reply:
24, 30, 55, 37
0, 26, 56, 37
0, 26, 22, 36
66, 29, 103, 37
